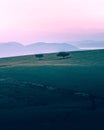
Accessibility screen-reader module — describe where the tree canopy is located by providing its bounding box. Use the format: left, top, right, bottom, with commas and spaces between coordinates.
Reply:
57, 52, 70, 59
35, 54, 44, 60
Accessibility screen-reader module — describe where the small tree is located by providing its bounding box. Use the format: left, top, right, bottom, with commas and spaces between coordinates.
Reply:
35, 54, 44, 60
57, 52, 70, 59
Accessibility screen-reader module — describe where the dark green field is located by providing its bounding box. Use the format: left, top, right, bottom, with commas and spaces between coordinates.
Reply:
0, 49, 104, 130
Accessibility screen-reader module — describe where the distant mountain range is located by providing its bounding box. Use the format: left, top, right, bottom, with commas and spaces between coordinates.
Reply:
0, 42, 78, 58
0, 41, 104, 58
73, 40, 104, 49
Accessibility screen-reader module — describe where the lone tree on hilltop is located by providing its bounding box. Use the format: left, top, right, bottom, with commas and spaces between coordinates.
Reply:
57, 52, 70, 59
35, 54, 44, 60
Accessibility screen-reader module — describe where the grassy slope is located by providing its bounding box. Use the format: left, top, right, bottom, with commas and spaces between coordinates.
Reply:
0, 49, 104, 130
0, 49, 104, 66
0, 49, 104, 93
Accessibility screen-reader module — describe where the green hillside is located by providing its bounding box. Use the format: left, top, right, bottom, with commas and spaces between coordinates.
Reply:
0, 49, 104, 67
0, 49, 104, 94
0, 49, 104, 130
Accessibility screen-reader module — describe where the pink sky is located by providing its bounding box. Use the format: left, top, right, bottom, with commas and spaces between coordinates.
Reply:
0, 0, 104, 44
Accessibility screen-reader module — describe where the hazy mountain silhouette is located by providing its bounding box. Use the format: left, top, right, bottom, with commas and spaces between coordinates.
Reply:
0, 42, 78, 58
25, 42, 78, 54
0, 42, 25, 57
75, 40, 104, 49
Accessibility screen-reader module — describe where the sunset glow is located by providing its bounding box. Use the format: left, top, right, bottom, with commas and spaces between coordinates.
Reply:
0, 0, 104, 44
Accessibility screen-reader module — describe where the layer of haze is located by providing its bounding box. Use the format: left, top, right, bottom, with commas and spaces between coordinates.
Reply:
0, 0, 104, 44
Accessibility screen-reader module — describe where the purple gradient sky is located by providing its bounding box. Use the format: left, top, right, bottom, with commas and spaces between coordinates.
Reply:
0, 0, 104, 44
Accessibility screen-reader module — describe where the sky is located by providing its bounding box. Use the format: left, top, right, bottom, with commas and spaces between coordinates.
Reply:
0, 0, 104, 45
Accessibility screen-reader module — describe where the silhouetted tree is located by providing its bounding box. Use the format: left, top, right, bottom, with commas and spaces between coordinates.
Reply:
57, 52, 70, 59
35, 54, 44, 60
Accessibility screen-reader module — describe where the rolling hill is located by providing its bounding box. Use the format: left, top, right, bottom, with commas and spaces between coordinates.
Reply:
0, 49, 104, 66
0, 49, 104, 130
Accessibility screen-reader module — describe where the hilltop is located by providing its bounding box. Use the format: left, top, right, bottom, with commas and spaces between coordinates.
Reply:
0, 49, 104, 67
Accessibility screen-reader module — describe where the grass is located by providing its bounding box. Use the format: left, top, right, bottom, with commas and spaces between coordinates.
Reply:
0, 49, 104, 94
0, 49, 104, 130
0, 49, 104, 67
